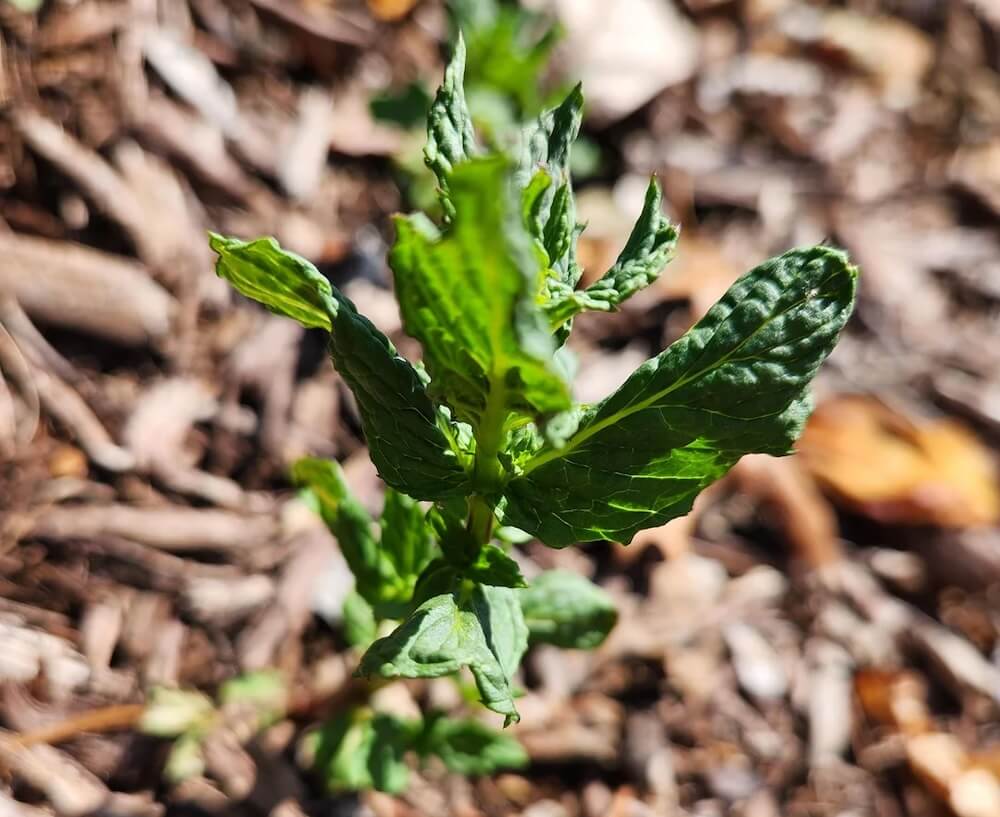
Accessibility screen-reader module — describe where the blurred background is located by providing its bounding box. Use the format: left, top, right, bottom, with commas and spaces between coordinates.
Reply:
2, 0, 1000, 815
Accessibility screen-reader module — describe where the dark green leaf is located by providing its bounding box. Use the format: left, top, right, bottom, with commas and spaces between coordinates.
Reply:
466, 545, 527, 588
390, 157, 570, 428
519, 570, 617, 649
501, 246, 858, 546
357, 587, 527, 725
380, 489, 435, 589
518, 86, 584, 291
424, 34, 478, 221
212, 236, 470, 500
427, 502, 479, 566
370, 81, 432, 129
418, 713, 528, 776
410, 559, 460, 609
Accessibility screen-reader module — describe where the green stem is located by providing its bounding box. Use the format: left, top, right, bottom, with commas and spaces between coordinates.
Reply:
468, 495, 495, 547
467, 376, 507, 551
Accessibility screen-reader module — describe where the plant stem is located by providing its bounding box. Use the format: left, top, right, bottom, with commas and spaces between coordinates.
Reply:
468, 495, 495, 547
468, 378, 507, 550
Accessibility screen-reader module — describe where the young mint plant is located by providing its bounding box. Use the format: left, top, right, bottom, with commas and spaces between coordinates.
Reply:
211, 34, 857, 732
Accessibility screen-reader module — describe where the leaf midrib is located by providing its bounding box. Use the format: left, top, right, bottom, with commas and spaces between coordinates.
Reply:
518, 273, 842, 477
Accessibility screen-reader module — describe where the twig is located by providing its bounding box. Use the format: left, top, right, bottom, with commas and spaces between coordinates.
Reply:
10, 704, 145, 747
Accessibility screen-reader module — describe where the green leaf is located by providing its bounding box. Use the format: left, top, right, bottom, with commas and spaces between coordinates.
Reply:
140, 688, 215, 737
370, 81, 432, 130
425, 34, 478, 221
459, 5, 563, 119
518, 86, 584, 291
211, 235, 469, 501
164, 732, 206, 783
501, 246, 859, 546
546, 178, 679, 326
519, 570, 617, 649
5, 0, 45, 14
357, 587, 528, 725
427, 501, 480, 566
390, 157, 570, 430
410, 558, 461, 608
418, 713, 528, 776
471, 584, 529, 725
466, 545, 527, 588
310, 710, 413, 794
342, 590, 378, 648
380, 489, 435, 589
292, 457, 387, 604
218, 671, 286, 726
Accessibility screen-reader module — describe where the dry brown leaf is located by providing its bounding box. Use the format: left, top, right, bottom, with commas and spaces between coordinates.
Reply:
731, 454, 842, 567
854, 669, 930, 735
797, 396, 1000, 527
367, 0, 420, 22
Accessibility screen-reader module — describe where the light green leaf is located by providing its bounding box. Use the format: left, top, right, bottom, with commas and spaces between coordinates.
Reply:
458, 4, 563, 120
211, 235, 469, 500
5, 0, 44, 14
140, 688, 215, 737
380, 489, 435, 587
519, 570, 617, 649
501, 246, 858, 546
343, 590, 378, 648
418, 713, 528, 776
425, 34, 478, 221
390, 157, 570, 430
546, 178, 678, 326
164, 732, 206, 783
292, 457, 387, 604
310, 710, 413, 794
357, 588, 527, 725
218, 671, 286, 726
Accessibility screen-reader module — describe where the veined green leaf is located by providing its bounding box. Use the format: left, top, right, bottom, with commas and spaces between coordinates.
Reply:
292, 458, 387, 603
390, 157, 570, 430
425, 34, 478, 221
519, 570, 617, 649
211, 235, 469, 500
546, 178, 678, 326
501, 246, 858, 546
357, 587, 527, 725
417, 713, 528, 776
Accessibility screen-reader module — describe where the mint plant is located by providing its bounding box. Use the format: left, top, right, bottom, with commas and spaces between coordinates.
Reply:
211, 32, 856, 747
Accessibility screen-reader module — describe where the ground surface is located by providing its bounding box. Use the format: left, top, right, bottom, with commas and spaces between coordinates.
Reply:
2, 1, 1000, 816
